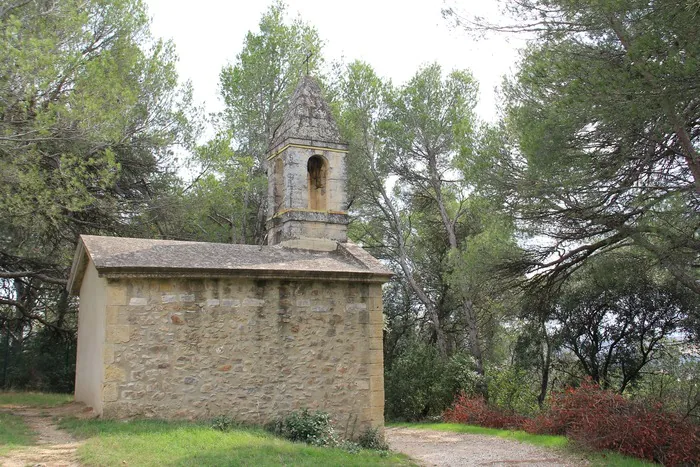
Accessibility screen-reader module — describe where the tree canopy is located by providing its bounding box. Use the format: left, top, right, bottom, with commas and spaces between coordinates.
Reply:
0, 0, 195, 387
451, 0, 700, 296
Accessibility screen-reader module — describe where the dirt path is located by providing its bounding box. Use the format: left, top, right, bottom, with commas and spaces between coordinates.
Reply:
0, 404, 88, 467
386, 427, 588, 467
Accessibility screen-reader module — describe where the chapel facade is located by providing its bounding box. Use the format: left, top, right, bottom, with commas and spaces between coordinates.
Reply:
67, 76, 391, 438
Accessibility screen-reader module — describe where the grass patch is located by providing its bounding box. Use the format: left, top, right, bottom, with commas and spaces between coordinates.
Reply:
0, 391, 73, 407
388, 422, 568, 448
389, 422, 654, 466
60, 418, 414, 466
584, 451, 657, 467
0, 412, 36, 455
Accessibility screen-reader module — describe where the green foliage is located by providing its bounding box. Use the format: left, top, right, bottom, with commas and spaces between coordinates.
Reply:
486, 365, 540, 416
273, 408, 337, 447
0, 0, 197, 392
552, 253, 696, 392
465, 0, 700, 296
210, 415, 240, 432
357, 426, 389, 451
384, 340, 482, 420
188, 1, 325, 245
336, 60, 516, 374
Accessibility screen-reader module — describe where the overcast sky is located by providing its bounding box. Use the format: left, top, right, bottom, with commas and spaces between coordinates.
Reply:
144, 0, 525, 122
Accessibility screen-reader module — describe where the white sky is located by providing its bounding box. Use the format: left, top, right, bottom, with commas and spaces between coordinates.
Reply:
144, 0, 525, 122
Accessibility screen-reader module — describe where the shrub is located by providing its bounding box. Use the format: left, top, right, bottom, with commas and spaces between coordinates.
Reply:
486, 365, 539, 417
357, 426, 389, 451
526, 380, 700, 466
211, 415, 238, 431
385, 341, 481, 421
274, 408, 337, 447
443, 393, 525, 429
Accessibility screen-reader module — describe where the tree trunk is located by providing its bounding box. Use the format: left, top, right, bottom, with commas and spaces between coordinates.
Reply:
428, 155, 485, 373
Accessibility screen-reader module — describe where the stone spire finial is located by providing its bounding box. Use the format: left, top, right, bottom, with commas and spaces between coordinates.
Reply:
269, 76, 342, 151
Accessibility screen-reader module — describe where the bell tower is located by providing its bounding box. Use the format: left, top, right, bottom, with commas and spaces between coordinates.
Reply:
266, 76, 349, 248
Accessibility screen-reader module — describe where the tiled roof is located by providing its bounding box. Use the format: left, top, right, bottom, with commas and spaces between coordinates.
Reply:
67, 235, 392, 294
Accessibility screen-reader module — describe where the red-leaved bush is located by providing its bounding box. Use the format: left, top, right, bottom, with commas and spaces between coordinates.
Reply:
443, 380, 700, 466
443, 393, 525, 429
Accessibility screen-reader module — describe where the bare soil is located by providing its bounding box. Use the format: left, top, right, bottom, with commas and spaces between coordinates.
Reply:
0, 403, 92, 467
386, 427, 589, 467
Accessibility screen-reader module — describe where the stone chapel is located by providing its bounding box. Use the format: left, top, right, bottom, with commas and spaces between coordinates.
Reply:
66, 76, 391, 438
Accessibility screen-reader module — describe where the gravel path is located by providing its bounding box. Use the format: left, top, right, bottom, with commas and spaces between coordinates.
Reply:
386, 427, 588, 467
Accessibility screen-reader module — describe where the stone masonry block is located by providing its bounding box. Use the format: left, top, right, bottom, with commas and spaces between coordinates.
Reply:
369, 363, 383, 377
103, 383, 119, 402
107, 285, 127, 306
161, 294, 177, 303
106, 325, 130, 344
370, 390, 384, 408
358, 311, 369, 324
355, 379, 370, 390
243, 298, 265, 307
105, 365, 126, 383
103, 344, 115, 365
369, 348, 384, 365
106, 306, 120, 325
179, 294, 195, 302
370, 375, 384, 391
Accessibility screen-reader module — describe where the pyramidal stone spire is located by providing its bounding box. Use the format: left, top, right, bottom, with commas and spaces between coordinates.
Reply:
266, 75, 349, 249
269, 76, 342, 151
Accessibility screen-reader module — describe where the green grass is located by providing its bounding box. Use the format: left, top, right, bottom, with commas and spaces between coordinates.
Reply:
388, 422, 568, 448
389, 422, 655, 466
0, 412, 36, 455
0, 391, 73, 407
60, 418, 414, 467
584, 451, 656, 467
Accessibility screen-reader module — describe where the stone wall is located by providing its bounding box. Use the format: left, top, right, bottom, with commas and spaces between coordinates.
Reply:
101, 276, 384, 438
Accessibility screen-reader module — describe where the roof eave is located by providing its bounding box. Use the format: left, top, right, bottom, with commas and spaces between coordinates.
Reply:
66, 237, 88, 295
95, 266, 393, 284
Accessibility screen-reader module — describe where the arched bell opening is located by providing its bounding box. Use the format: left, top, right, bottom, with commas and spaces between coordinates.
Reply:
307, 155, 327, 211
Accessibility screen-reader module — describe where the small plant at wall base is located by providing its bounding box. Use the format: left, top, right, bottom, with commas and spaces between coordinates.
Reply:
211, 415, 239, 432
272, 408, 338, 447
358, 426, 389, 451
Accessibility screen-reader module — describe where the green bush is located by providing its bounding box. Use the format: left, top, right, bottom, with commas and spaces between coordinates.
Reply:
273, 408, 337, 446
384, 340, 482, 421
357, 426, 389, 451
486, 365, 539, 416
210, 415, 238, 431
